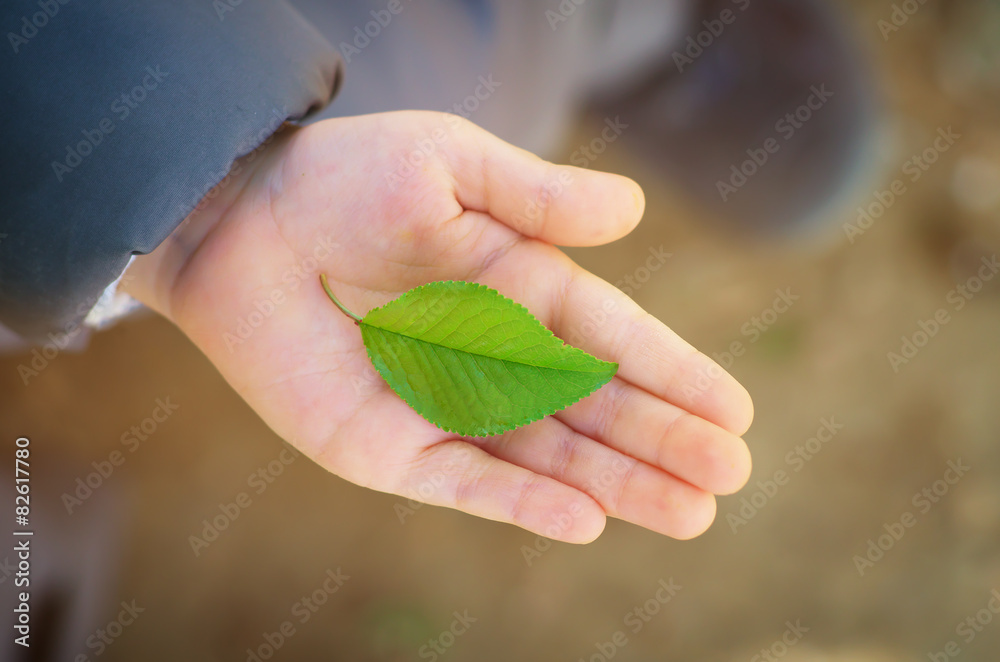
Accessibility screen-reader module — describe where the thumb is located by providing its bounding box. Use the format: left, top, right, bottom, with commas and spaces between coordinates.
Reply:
442, 115, 646, 246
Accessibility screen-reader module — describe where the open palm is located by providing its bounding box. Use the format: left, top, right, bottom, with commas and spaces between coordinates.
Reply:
133, 111, 753, 543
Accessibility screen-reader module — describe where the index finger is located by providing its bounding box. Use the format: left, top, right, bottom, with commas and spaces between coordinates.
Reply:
436, 113, 645, 246
474, 239, 755, 436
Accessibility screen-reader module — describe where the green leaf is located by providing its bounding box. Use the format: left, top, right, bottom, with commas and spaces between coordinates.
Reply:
321, 277, 618, 436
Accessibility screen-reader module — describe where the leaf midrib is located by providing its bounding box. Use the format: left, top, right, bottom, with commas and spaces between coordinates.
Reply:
362, 321, 613, 375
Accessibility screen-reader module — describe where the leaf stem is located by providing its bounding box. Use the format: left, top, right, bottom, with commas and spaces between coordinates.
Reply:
319, 274, 362, 324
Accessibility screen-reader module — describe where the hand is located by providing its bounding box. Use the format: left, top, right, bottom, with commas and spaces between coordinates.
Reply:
125, 111, 753, 543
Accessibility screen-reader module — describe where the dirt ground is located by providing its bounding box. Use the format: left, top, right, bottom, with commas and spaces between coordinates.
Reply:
2, 1, 1000, 660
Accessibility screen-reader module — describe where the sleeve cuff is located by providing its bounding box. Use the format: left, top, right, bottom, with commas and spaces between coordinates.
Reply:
82, 256, 145, 330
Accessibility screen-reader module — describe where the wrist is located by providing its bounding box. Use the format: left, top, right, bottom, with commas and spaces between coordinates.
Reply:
121, 125, 292, 320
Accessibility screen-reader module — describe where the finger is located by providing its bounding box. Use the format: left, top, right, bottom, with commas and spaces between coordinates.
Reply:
401, 440, 607, 543
303, 385, 605, 544
439, 115, 645, 246
478, 417, 717, 540
474, 240, 755, 436
555, 378, 752, 495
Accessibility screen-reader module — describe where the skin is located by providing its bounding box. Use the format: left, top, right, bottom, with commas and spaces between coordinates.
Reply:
124, 111, 753, 543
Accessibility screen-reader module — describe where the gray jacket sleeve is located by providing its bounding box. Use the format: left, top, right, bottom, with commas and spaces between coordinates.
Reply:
0, 0, 342, 340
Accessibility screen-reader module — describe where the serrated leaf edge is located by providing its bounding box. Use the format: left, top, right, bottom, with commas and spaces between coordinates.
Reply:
363, 341, 615, 437
363, 281, 616, 372
360, 280, 618, 437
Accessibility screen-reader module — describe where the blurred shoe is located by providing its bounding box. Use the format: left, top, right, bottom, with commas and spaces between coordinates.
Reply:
590, 0, 880, 240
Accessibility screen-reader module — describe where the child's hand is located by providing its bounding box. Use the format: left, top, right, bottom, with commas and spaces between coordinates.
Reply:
125, 111, 753, 542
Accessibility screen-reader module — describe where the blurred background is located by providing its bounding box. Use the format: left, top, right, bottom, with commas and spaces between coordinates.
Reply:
2, 0, 1000, 660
